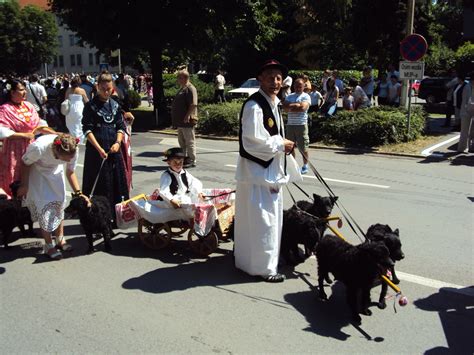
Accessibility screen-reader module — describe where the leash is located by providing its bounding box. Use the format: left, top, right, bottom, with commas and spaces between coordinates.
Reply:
202, 190, 236, 201
90, 158, 107, 198
294, 144, 367, 243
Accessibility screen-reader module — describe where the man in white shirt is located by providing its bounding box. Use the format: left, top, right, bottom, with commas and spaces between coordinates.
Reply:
283, 78, 311, 174
280, 75, 293, 100
25, 74, 47, 117
213, 70, 226, 103
235, 59, 296, 283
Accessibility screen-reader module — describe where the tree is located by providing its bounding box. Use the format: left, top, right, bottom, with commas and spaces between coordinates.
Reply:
50, 0, 280, 125
0, 0, 58, 75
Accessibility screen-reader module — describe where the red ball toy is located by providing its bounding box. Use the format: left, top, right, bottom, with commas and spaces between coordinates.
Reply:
399, 296, 408, 306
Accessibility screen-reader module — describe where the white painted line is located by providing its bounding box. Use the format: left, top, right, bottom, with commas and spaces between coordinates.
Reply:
303, 175, 390, 189
421, 135, 460, 157
77, 163, 84, 167
396, 271, 474, 297
225, 165, 389, 189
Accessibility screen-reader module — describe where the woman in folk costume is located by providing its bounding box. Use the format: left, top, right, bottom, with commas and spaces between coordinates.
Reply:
81, 72, 130, 223
0, 79, 55, 197
17, 133, 87, 260
234, 60, 299, 283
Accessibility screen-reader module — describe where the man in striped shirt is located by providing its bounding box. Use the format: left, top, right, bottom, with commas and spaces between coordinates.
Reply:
282, 78, 311, 174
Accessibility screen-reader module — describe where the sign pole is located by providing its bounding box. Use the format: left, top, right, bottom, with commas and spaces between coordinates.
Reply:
407, 79, 412, 140
401, 0, 415, 109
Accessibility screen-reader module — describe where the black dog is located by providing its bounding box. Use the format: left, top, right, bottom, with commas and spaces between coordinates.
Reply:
316, 234, 394, 324
64, 195, 114, 253
280, 194, 338, 265
366, 223, 404, 309
0, 181, 35, 249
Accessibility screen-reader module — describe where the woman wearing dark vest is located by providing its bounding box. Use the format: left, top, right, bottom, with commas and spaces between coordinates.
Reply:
234, 60, 297, 283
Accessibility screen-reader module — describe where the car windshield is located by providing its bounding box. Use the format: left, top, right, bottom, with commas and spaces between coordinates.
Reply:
240, 79, 260, 88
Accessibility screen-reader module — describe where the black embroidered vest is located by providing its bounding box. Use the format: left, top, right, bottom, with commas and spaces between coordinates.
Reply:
239, 91, 282, 168
165, 169, 189, 195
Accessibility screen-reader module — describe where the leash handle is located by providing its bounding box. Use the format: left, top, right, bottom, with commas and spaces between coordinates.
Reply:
90, 158, 107, 198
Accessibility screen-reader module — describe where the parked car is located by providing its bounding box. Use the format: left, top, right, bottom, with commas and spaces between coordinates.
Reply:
228, 78, 260, 99
418, 77, 451, 104
411, 80, 420, 95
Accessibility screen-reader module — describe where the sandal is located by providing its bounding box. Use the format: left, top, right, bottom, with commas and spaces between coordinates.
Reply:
262, 273, 286, 283
44, 243, 62, 260
56, 236, 73, 252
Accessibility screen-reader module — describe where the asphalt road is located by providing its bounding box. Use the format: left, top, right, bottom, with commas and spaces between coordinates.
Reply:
1, 132, 473, 354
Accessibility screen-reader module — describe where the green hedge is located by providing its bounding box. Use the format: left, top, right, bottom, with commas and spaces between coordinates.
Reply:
196, 102, 427, 147
197, 101, 242, 136
127, 89, 141, 109
162, 73, 215, 104
310, 105, 427, 146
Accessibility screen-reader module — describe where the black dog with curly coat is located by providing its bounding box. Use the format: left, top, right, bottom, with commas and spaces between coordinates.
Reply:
366, 223, 404, 309
0, 181, 35, 249
280, 194, 338, 265
65, 195, 114, 253
316, 234, 394, 324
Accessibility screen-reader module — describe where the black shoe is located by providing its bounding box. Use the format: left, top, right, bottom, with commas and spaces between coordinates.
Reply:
262, 273, 285, 283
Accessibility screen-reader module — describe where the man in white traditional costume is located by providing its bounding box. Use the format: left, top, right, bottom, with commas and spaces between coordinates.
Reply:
234, 60, 298, 283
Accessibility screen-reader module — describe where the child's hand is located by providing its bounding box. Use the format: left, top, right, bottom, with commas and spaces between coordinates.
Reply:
170, 199, 181, 209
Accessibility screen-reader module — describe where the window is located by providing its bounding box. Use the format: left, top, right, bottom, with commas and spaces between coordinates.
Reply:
76, 54, 82, 66
58, 35, 63, 47
69, 34, 75, 46
70, 54, 76, 66
95, 52, 101, 65
58, 55, 64, 67
89, 53, 93, 66
53, 56, 58, 67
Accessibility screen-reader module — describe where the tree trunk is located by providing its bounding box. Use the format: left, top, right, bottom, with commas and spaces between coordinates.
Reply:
149, 45, 170, 128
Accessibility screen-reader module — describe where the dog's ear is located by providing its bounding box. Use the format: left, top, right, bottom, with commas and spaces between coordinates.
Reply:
394, 228, 399, 236
331, 196, 338, 203
313, 193, 321, 201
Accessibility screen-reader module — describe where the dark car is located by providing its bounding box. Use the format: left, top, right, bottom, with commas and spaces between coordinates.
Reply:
418, 77, 451, 104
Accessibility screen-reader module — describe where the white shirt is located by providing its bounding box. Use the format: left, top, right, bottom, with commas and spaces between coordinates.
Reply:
215, 74, 225, 90
159, 168, 203, 205
26, 82, 47, 112
282, 76, 293, 98
285, 91, 311, 125
235, 89, 288, 188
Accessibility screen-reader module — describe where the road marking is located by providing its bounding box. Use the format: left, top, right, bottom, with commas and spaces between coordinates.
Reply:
303, 175, 390, 189
77, 163, 84, 167
396, 271, 474, 297
421, 135, 460, 157
225, 165, 390, 189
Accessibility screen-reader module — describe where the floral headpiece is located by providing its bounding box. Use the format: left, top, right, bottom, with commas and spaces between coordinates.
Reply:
5, 83, 11, 91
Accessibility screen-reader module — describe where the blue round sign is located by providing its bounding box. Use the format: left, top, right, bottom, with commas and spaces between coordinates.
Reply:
400, 34, 428, 62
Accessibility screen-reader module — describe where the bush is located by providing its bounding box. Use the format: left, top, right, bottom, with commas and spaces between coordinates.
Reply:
162, 73, 215, 104
310, 105, 427, 147
197, 101, 242, 136
127, 90, 141, 109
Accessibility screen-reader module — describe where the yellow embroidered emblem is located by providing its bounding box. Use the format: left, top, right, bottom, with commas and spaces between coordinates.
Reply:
267, 117, 274, 128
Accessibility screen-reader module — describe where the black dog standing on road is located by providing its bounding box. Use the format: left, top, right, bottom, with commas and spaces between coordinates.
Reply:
0, 181, 35, 249
64, 195, 114, 253
280, 194, 338, 265
316, 234, 394, 324
366, 223, 405, 309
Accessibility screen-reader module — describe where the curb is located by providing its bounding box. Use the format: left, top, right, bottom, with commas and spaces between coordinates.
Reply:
148, 129, 433, 159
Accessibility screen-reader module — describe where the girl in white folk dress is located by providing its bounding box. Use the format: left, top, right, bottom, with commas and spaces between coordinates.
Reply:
17, 133, 90, 260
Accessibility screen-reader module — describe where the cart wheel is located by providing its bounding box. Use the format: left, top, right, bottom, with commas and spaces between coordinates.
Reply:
138, 219, 172, 250
187, 228, 219, 256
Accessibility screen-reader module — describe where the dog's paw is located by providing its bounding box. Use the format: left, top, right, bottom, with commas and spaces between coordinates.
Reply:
361, 308, 372, 316
377, 301, 387, 310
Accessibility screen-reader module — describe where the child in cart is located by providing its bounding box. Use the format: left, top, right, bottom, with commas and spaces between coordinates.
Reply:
160, 147, 204, 209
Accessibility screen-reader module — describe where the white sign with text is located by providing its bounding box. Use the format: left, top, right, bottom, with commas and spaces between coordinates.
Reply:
399, 61, 425, 80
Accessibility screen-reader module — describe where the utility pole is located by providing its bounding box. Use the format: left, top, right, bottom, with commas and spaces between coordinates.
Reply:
400, 0, 415, 108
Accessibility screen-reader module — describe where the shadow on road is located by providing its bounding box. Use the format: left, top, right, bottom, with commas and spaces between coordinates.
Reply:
284, 272, 385, 342
122, 254, 255, 294
414, 287, 474, 355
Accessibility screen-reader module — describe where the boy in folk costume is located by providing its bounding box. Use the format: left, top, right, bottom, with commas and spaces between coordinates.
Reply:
159, 147, 203, 212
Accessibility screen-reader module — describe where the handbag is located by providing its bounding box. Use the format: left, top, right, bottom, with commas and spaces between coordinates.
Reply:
60, 99, 70, 116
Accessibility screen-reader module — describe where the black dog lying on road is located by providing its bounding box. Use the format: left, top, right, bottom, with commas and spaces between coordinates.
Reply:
366, 223, 404, 309
316, 234, 394, 324
280, 194, 338, 265
64, 195, 114, 253
0, 181, 35, 249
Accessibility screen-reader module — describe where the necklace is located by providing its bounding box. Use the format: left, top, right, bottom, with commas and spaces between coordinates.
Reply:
13, 102, 32, 123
